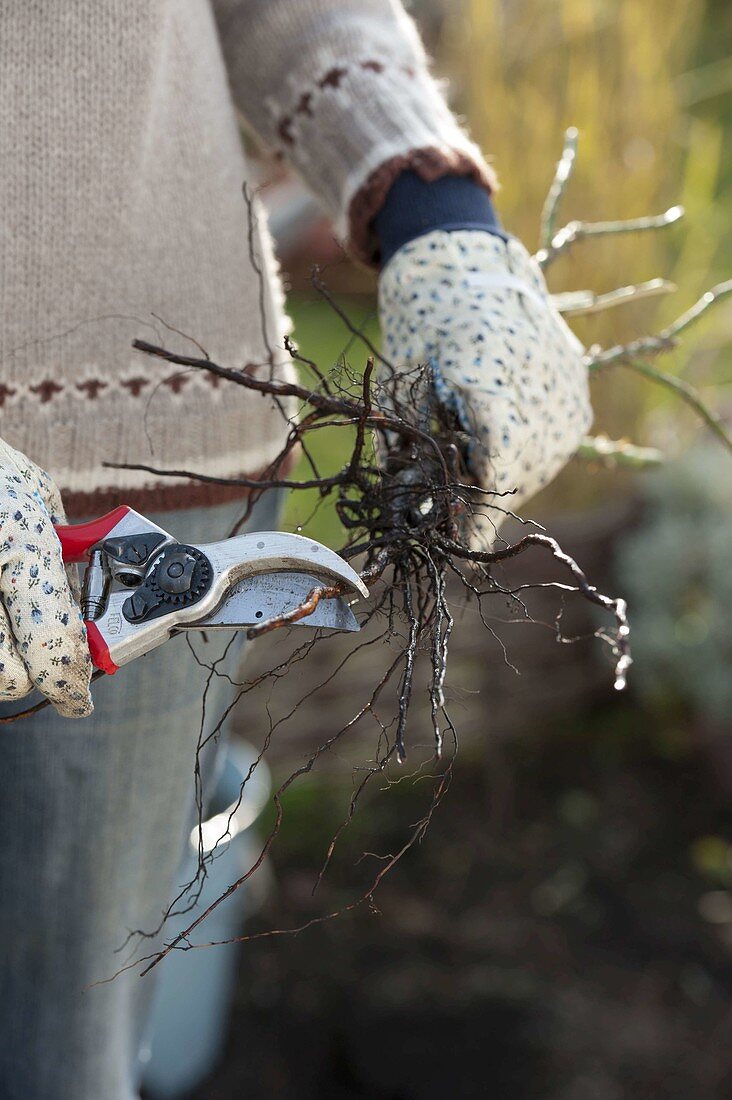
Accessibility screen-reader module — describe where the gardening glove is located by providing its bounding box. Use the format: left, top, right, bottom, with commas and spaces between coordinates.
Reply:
0, 439, 93, 717
378, 229, 592, 532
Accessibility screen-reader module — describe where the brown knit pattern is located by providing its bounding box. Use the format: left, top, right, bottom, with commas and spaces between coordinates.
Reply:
64, 477, 253, 522
63, 447, 300, 521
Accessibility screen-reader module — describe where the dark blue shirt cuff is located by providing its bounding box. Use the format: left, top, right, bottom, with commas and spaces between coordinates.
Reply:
374, 170, 508, 267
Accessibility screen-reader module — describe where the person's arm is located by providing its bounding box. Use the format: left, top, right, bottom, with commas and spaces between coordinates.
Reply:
212, 0, 591, 530
211, 0, 496, 263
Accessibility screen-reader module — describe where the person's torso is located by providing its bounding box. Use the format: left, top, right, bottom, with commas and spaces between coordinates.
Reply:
0, 0, 293, 516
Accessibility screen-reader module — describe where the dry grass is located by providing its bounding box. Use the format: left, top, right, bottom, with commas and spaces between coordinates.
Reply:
445, 0, 729, 461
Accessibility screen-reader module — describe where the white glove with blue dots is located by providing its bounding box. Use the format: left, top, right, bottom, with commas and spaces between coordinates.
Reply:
0, 439, 93, 717
378, 230, 592, 529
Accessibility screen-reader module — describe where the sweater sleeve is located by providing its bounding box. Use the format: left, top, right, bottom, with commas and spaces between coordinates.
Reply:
210, 0, 496, 262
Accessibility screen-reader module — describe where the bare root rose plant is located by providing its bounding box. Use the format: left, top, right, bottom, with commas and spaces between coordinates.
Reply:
57, 132, 732, 980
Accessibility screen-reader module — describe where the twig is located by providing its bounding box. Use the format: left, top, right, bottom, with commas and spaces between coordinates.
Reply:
245, 581, 341, 639
432, 531, 631, 691
537, 204, 684, 268
539, 126, 578, 250
102, 460, 347, 492
130, 339, 450, 479
310, 271, 394, 373
589, 280, 732, 367
616, 359, 731, 452
577, 436, 664, 468
395, 576, 418, 764
553, 279, 677, 317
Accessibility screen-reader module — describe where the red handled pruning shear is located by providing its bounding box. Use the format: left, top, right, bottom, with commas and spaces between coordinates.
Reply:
55, 506, 367, 674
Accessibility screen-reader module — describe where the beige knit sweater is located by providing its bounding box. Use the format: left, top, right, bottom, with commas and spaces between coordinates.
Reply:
0, 0, 491, 517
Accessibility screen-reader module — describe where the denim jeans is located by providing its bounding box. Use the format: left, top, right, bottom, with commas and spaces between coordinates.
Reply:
0, 494, 281, 1100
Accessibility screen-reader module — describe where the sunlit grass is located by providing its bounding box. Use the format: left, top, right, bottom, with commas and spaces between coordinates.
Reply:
280, 295, 378, 547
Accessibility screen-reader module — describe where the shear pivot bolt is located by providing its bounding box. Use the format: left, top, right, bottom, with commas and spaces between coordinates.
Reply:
147, 545, 213, 606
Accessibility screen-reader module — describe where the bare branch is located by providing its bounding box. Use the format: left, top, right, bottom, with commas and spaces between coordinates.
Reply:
540, 126, 578, 250
589, 280, 732, 368
577, 436, 664, 468
553, 278, 676, 317
537, 204, 684, 268
618, 359, 731, 453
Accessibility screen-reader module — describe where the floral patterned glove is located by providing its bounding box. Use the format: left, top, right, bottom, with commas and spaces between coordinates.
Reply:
378, 229, 592, 530
0, 440, 93, 717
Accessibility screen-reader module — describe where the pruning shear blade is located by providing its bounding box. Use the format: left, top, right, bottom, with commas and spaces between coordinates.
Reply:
188, 571, 360, 633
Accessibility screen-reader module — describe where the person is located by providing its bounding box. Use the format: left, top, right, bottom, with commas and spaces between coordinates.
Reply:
0, 2, 590, 1097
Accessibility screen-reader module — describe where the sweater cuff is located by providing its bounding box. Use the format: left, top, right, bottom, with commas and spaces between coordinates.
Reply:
348, 149, 497, 267
371, 169, 506, 268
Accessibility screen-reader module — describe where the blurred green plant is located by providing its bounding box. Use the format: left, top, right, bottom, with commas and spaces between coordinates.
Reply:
615, 443, 732, 727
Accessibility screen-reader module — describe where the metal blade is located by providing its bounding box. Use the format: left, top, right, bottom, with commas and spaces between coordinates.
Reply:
198, 531, 368, 599
187, 571, 360, 633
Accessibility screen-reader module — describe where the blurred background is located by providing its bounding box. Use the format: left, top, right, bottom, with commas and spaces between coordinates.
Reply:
151, 1, 732, 1097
